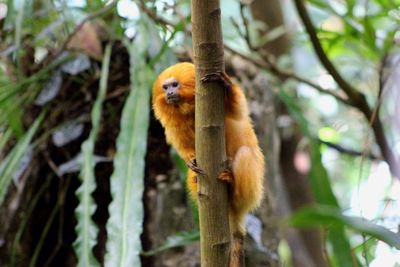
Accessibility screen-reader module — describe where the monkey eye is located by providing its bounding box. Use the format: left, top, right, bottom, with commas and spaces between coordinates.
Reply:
162, 85, 168, 90
172, 82, 179, 87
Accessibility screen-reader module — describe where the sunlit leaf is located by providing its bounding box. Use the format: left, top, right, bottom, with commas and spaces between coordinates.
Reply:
388, 7, 400, 21
289, 205, 400, 249
318, 127, 340, 143
308, 0, 330, 10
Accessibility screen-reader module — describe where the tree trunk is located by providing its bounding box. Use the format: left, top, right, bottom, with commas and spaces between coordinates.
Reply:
191, 1, 231, 266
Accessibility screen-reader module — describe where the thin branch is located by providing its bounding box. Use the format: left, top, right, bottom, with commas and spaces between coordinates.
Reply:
30, 0, 118, 74
57, 0, 119, 58
239, 3, 257, 50
138, 1, 175, 28
294, 0, 400, 178
225, 45, 352, 106
229, 5, 352, 105
319, 139, 379, 160
377, 53, 388, 102
293, 0, 364, 105
43, 150, 62, 178
138, 1, 193, 61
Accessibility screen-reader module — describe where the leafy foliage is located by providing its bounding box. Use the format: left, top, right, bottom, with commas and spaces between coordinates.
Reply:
0, 112, 44, 205
279, 89, 359, 266
289, 205, 400, 250
74, 44, 112, 267
104, 31, 154, 267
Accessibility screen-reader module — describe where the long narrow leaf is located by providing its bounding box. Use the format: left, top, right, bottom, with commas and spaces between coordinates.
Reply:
289, 205, 400, 249
0, 128, 13, 153
73, 44, 112, 267
309, 141, 356, 266
0, 112, 44, 205
142, 230, 200, 256
104, 26, 154, 267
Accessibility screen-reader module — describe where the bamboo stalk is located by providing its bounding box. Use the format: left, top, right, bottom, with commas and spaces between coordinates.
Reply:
191, 0, 231, 266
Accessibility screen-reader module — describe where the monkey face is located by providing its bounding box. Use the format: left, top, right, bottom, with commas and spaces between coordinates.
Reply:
152, 62, 196, 110
162, 77, 181, 104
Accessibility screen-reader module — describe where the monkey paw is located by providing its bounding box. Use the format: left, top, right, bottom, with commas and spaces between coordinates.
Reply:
201, 71, 233, 95
218, 170, 233, 183
187, 159, 206, 175
218, 159, 233, 183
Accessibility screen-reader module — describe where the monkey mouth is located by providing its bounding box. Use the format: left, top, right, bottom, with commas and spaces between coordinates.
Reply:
166, 96, 180, 104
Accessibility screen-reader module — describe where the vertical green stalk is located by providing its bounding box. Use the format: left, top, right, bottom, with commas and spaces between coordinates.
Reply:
73, 44, 112, 267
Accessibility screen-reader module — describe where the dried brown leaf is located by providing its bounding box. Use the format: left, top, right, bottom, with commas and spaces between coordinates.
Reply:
67, 22, 103, 60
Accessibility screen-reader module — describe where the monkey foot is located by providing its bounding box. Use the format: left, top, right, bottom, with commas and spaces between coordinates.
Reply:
187, 159, 206, 175
218, 159, 233, 183
218, 170, 233, 183
201, 71, 233, 95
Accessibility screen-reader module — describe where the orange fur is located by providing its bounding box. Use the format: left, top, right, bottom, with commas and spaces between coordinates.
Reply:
152, 62, 265, 266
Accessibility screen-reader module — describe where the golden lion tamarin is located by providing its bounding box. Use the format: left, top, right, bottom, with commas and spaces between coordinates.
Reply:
152, 62, 264, 266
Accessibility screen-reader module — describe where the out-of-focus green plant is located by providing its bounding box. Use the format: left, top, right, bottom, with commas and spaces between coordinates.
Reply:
74, 44, 112, 267
288, 205, 400, 250
104, 23, 154, 267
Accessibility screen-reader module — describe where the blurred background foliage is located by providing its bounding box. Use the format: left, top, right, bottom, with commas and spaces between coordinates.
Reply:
0, 0, 399, 266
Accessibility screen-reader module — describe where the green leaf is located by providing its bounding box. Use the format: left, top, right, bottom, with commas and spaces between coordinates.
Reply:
318, 127, 340, 143
354, 237, 377, 264
362, 17, 377, 52
104, 22, 154, 267
0, 128, 13, 153
289, 205, 400, 249
278, 90, 311, 137
73, 44, 112, 267
309, 141, 339, 206
142, 230, 200, 256
279, 90, 360, 266
0, 112, 44, 205
308, 0, 330, 10
3, 98, 24, 138
346, 0, 356, 14
14, 0, 26, 67
309, 141, 356, 267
